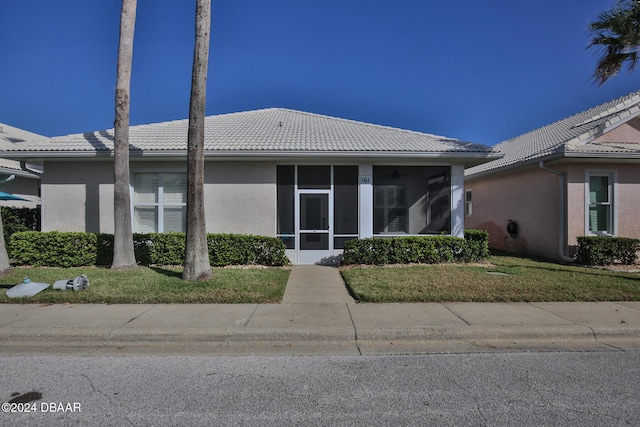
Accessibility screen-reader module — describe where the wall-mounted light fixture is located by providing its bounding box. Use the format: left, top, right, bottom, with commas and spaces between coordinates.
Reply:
507, 219, 519, 239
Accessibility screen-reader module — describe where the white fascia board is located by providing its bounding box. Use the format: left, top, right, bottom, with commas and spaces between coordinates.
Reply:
564, 151, 640, 160
466, 151, 640, 182
465, 152, 565, 181
0, 151, 113, 159
0, 149, 502, 163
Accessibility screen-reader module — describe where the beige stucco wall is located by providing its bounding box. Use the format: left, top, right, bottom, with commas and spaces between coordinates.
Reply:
41, 160, 277, 236
41, 161, 114, 233
204, 162, 276, 235
593, 116, 640, 143
465, 166, 562, 261
467, 160, 640, 262
616, 164, 640, 238
566, 165, 584, 248
566, 162, 640, 244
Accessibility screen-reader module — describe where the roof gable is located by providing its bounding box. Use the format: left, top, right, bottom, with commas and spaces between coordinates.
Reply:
466, 90, 640, 177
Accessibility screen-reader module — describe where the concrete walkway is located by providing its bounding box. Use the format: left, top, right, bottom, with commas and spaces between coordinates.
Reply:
282, 265, 354, 304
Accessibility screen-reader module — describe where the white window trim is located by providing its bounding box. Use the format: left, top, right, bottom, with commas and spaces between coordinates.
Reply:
131, 172, 187, 233
465, 189, 472, 217
584, 169, 618, 236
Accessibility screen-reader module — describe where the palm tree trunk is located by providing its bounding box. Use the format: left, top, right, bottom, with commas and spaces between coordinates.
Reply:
112, 0, 138, 270
0, 213, 11, 276
183, 0, 212, 281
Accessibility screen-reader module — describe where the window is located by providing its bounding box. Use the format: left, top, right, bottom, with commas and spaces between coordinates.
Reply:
133, 173, 187, 233
586, 172, 615, 235
374, 184, 407, 233
465, 190, 472, 217
277, 166, 295, 248
333, 166, 358, 249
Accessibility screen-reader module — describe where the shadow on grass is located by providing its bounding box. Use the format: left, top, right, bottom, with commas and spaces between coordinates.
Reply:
149, 266, 183, 279
489, 249, 559, 263
489, 249, 640, 281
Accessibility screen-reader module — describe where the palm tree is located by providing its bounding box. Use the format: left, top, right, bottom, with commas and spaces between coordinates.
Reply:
0, 214, 10, 275
112, 0, 138, 270
588, 0, 640, 85
183, 0, 212, 281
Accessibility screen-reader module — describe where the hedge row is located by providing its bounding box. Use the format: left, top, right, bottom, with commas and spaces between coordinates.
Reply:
341, 230, 490, 265
1, 206, 40, 245
576, 236, 640, 266
10, 232, 288, 267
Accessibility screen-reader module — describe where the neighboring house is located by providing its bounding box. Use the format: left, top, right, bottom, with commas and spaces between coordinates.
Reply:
0, 108, 500, 264
465, 90, 640, 263
0, 123, 45, 207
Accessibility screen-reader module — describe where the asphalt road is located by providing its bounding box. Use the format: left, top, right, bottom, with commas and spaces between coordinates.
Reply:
1, 351, 638, 426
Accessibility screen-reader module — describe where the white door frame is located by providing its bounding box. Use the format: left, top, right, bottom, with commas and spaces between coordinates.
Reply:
295, 189, 333, 265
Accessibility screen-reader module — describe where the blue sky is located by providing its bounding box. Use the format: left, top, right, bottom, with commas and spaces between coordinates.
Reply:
2, 0, 638, 146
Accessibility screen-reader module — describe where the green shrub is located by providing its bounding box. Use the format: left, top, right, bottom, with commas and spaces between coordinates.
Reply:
96, 233, 115, 266
208, 234, 251, 266
247, 235, 290, 266
463, 229, 490, 261
139, 232, 186, 266
576, 236, 640, 266
10, 231, 98, 267
1, 206, 40, 249
10, 231, 288, 267
342, 231, 490, 265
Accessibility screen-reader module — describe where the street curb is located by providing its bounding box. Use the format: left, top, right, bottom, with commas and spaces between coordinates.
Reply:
2, 325, 638, 346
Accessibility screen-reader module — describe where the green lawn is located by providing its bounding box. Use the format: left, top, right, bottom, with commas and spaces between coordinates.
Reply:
340, 254, 640, 302
3, 254, 640, 304
0, 266, 290, 304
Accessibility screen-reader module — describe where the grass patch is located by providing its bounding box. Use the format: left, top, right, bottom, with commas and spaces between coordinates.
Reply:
0, 266, 290, 304
340, 254, 640, 302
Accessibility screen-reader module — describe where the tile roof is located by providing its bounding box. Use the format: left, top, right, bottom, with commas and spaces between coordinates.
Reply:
0, 123, 46, 175
2, 108, 497, 158
0, 123, 48, 146
466, 90, 640, 177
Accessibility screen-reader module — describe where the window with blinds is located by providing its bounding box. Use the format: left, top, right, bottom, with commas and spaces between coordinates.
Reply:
588, 173, 613, 235
133, 173, 187, 233
465, 189, 472, 217
374, 184, 407, 233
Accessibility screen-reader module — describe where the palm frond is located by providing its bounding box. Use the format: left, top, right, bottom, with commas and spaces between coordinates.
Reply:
587, 0, 640, 84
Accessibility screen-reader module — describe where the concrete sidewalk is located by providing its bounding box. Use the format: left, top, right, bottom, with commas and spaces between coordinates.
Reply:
1, 301, 639, 356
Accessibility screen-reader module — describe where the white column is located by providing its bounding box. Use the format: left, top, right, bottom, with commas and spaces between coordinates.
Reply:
451, 164, 465, 238
358, 164, 373, 238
